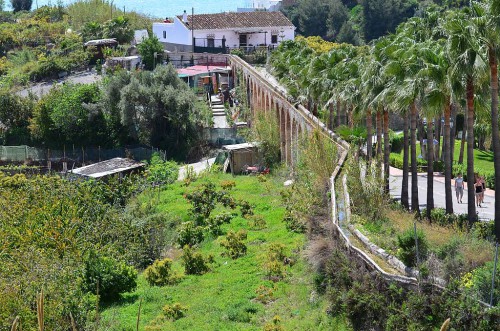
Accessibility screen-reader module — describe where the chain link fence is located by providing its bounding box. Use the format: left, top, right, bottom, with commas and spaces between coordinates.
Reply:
0, 145, 165, 164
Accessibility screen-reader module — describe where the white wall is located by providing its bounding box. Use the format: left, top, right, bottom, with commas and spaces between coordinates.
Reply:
152, 17, 192, 45
193, 26, 295, 48
153, 18, 295, 49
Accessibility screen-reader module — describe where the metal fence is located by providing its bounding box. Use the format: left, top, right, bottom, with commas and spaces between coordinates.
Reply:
0, 145, 165, 163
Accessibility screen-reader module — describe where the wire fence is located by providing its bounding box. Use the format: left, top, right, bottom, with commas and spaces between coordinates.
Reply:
201, 128, 246, 146
0, 145, 166, 164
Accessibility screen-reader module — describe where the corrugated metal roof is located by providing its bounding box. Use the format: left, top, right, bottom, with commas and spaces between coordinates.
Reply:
71, 157, 144, 178
177, 11, 294, 30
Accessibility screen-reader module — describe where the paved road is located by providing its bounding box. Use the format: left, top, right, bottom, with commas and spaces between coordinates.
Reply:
389, 167, 495, 220
16, 71, 102, 98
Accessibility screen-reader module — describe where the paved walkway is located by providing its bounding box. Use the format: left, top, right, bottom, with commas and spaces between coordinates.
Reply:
178, 158, 216, 181
210, 95, 229, 129
389, 167, 495, 220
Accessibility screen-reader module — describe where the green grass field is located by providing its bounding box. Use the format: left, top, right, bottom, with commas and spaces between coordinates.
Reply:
99, 172, 349, 330
390, 141, 494, 173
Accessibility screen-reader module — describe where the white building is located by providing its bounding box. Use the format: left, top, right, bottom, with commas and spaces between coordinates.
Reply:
152, 11, 295, 52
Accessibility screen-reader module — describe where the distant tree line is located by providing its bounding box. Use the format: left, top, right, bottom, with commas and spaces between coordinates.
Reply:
281, 0, 469, 44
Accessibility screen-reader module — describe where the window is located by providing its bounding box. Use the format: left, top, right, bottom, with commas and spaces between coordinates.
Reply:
163, 31, 166, 39
271, 34, 278, 44
207, 38, 215, 48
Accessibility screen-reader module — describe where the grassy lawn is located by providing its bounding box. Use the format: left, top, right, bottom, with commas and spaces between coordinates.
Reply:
391, 141, 493, 170
99, 172, 348, 330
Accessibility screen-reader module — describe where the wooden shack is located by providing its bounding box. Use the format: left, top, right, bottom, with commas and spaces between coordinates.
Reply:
221, 142, 260, 174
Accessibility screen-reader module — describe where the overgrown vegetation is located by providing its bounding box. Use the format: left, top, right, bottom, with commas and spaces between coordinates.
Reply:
343, 153, 500, 320
0, 1, 151, 87
97, 172, 345, 330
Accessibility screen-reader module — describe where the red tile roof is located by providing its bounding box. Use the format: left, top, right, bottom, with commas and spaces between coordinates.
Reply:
177, 11, 294, 30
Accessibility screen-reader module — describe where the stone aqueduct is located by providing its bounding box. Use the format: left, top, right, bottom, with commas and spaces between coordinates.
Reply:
227, 56, 349, 164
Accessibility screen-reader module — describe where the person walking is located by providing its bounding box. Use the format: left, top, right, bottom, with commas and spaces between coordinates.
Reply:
455, 173, 464, 203
480, 176, 486, 204
474, 174, 483, 207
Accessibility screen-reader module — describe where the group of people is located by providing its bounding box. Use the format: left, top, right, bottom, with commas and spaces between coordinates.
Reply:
218, 87, 237, 107
454, 173, 486, 207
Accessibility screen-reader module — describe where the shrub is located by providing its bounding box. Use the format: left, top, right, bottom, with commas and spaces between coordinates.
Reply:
255, 284, 275, 304
230, 48, 245, 58
249, 214, 267, 229
177, 221, 204, 247
137, 35, 163, 70
281, 189, 307, 233
185, 182, 236, 223
397, 227, 428, 267
205, 212, 234, 236
181, 245, 213, 275
390, 132, 403, 153
239, 199, 254, 217
263, 243, 289, 281
220, 230, 247, 259
470, 261, 500, 303
263, 315, 285, 331
248, 111, 281, 169
471, 221, 495, 241
220, 180, 236, 190
226, 302, 259, 322
81, 251, 137, 302
147, 153, 179, 186
145, 258, 180, 286
163, 303, 188, 320
335, 125, 366, 144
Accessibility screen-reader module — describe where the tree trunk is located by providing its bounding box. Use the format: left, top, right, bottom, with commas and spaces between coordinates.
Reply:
444, 99, 453, 214
401, 111, 410, 210
329, 103, 334, 130
426, 119, 434, 220
450, 103, 457, 165
418, 116, 425, 160
341, 102, 347, 126
489, 47, 500, 241
348, 105, 354, 128
435, 116, 441, 161
410, 102, 420, 216
466, 76, 476, 224
366, 108, 372, 162
336, 99, 341, 127
313, 102, 318, 117
459, 109, 466, 165
383, 108, 390, 195
376, 111, 382, 157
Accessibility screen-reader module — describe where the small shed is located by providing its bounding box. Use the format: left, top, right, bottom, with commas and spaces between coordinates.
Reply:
221, 142, 260, 174
70, 157, 145, 179
84, 38, 119, 63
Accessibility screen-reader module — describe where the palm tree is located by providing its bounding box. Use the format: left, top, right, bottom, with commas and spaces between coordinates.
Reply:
419, 40, 454, 214
443, 9, 483, 224
473, 0, 500, 239
388, 18, 431, 215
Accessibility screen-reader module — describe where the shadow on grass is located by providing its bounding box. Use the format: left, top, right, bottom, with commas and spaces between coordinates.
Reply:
101, 293, 140, 309
476, 150, 493, 162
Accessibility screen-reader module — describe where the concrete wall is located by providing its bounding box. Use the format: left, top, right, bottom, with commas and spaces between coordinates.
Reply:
153, 17, 191, 46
